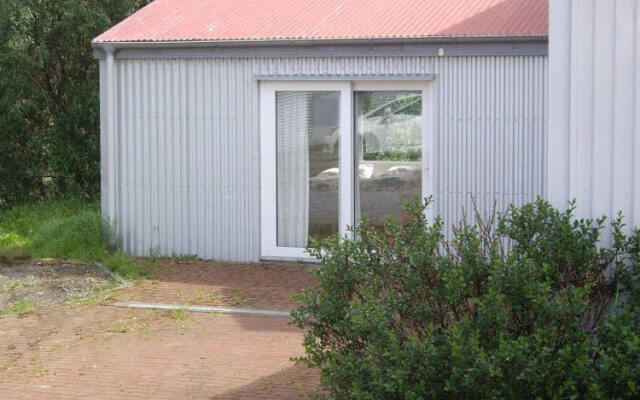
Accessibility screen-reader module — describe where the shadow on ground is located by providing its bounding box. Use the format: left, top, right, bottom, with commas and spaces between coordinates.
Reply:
209, 363, 322, 400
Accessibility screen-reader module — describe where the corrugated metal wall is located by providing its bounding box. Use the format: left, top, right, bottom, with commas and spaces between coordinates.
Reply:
549, 0, 640, 229
435, 56, 548, 232
103, 55, 548, 261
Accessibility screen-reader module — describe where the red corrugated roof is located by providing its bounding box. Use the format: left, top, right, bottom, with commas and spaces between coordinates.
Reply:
94, 0, 548, 43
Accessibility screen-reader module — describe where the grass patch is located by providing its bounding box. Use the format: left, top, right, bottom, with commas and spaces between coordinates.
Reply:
230, 290, 248, 306
99, 311, 158, 339
71, 280, 122, 308
8, 281, 30, 290
4, 299, 37, 317
170, 308, 190, 321
103, 252, 150, 280
188, 289, 217, 305
27, 209, 107, 261
170, 308, 195, 335
0, 198, 152, 280
169, 253, 198, 261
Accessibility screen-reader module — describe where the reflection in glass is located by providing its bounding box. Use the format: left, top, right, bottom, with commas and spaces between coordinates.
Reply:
355, 91, 422, 227
276, 91, 340, 247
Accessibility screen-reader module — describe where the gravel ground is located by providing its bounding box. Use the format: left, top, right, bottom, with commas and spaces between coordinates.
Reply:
0, 258, 116, 313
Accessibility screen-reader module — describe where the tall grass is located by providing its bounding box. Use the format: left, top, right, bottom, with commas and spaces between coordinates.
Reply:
28, 209, 107, 260
0, 198, 149, 279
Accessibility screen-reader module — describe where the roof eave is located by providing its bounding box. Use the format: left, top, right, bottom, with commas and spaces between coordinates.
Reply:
91, 34, 548, 49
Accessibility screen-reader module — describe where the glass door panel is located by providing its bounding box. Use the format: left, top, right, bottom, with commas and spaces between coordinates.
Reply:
262, 81, 428, 260
276, 91, 340, 247
354, 91, 422, 227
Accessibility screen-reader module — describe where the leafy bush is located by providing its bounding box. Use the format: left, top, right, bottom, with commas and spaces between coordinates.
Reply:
292, 199, 640, 400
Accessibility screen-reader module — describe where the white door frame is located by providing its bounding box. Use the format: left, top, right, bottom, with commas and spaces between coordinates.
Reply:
260, 80, 434, 261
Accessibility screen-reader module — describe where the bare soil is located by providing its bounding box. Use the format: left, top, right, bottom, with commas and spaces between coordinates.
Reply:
0, 258, 116, 312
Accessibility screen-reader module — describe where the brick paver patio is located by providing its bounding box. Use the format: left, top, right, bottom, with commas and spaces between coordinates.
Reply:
116, 260, 317, 311
0, 262, 320, 399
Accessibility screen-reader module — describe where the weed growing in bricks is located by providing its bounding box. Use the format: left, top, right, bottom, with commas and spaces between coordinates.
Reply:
188, 289, 217, 305
171, 309, 190, 321
292, 198, 640, 400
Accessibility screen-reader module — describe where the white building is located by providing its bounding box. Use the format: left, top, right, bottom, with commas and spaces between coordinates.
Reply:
92, 0, 637, 262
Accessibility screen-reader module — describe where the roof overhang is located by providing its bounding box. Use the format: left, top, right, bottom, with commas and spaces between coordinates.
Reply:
92, 35, 548, 59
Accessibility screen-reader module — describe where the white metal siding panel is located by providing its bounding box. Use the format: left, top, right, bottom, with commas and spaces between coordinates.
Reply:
549, 0, 640, 229
548, 0, 572, 207
435, 56, 548, 236
99, 59, 108, 219
107, 55, 548, 261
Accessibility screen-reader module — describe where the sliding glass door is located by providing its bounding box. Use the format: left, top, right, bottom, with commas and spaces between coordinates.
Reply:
261, 80, 431, 260
276, 91, 340, 248
355, 90, 423, 227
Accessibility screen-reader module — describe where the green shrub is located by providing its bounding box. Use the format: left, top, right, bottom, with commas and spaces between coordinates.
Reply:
292, 199, 640, 400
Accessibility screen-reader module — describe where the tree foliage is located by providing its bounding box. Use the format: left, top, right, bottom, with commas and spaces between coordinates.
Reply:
293, 199, 640, 399
0, 0, 149, 207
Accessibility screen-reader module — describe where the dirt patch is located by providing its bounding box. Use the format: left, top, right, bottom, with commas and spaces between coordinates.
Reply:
0, 259, 117, 313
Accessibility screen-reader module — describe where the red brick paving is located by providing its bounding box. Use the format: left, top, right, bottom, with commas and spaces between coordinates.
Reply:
116, 260, 318, 311
0, 262, 321, 399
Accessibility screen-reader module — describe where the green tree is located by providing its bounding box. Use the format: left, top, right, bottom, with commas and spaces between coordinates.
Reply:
0, 0, 150, 207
